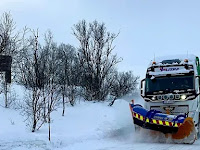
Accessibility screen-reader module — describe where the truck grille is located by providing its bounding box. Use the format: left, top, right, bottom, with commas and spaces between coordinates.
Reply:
150, 105, 189, 115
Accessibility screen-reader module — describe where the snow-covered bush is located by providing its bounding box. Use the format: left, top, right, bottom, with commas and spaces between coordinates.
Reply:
109, 71, 139, 106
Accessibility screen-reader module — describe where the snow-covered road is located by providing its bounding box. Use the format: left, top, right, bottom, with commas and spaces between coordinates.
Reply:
1, 90, 200, 150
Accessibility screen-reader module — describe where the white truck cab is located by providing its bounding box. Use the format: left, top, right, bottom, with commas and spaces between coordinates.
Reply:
140, 54, 200, 132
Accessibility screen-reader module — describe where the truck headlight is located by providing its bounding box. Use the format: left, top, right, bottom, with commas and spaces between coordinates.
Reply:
169, 94, 174, 100
157, 95, 162, 100
152, 96, 156, 100
175, 94, 180, 100
181, 94, 187, 100
163, 95, 169, 100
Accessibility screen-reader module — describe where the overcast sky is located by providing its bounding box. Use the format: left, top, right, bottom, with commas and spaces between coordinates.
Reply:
1, 0, 200, 79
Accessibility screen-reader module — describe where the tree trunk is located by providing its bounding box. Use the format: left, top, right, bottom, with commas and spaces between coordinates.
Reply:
43, 89, 47, 122
108, 97, 117, 106
32, 89, 37, 132
62, 93, 65, 116
32, 117, 36, 132
48, 112, 51, 141
4, 81, 8, 108
69, 87, 75, 106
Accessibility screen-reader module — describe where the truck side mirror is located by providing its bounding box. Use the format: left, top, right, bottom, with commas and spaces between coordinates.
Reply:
140, 79, 145, 97
195, 76, 200, 91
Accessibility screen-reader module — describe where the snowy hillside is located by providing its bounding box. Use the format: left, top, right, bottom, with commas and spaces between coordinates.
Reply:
1, 85, 200, 150
0, 94, 133, 150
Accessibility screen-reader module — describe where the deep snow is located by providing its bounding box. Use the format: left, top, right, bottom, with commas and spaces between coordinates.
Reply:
1, 85, 200, 150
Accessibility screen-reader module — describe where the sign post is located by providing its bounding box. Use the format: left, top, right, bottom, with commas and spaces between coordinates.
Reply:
0, 55, 12, 108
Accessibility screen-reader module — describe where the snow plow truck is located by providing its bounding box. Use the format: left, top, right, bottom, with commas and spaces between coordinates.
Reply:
129, 54, 200, 144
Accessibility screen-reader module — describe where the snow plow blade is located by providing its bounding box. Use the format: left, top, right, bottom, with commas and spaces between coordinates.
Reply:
129, 102, 197, 144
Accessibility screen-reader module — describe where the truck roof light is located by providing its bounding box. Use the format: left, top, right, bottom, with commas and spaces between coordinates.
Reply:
184, 59, 188, 63
152, 61, 156, 65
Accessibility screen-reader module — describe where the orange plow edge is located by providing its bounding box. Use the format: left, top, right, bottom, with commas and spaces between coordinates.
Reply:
170, 117, 197, 144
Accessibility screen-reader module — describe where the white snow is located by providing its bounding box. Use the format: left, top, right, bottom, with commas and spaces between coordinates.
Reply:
148, 54, 197, 67
1, 85, 200, 150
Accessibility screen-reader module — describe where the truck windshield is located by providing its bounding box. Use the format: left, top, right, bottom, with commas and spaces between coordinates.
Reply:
145, 75, 194, 94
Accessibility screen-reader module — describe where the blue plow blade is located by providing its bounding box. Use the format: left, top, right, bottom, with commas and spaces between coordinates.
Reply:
129, 104, 186, 134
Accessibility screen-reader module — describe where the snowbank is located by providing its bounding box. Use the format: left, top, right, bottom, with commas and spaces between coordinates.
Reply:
1, 85, 200, 150
0, 90, 134, 150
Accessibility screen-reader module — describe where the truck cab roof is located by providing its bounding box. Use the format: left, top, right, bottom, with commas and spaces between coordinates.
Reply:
147, 54, 199, 77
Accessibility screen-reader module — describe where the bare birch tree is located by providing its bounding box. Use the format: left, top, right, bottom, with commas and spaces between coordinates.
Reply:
0, 12, 20, 108
73, 20, 121, 101
56, 43, 79, 116
42, 30, 60, 141
18, 30, 45, 132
